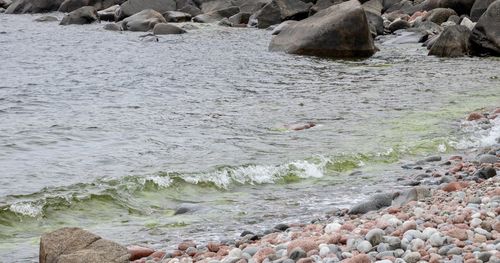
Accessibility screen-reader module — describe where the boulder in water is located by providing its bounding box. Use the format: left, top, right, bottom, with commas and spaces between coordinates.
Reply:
97, 4, 120, 21
349, 193, 395, 214
269, 0, 377, 58
428, 25, 471, 57
228, 12, 252, 25
423, 7, 457, 24
39, 227, 129, 263
60, 6, 99, 25
122, 9, 166, 31
469, 0, 500, 56
153, 23, 187, 34
118, 0, 176, 18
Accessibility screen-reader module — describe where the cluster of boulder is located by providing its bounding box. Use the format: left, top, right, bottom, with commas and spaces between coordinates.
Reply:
1, 0, 499, 57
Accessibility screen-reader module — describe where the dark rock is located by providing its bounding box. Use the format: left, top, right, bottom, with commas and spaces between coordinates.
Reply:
429, 25, 471, 56
474, 167, 497, 179
5, 0, 64, 13
253, 0, 312, 29
122, 9, 166, 31
39, 227, 128, 263
34, 15, 58, 22
269, 0, 377, 58
470, 0, 495, 21
349, 192, 395, 214
289, 248, 307, 261
228, 12, 251, 25
363, 0, 383, 36
423, 8, 458, 24
217, 17, 233, 25
192, 6, 239, 22
0, 0, 12, 9
387, 19, 410, 32
162, 11, 192, 22
240, 230, 255, 237
139, 33, 159, 42
447, 14, 460, 23
153, 23, 187, 34
438, 0, 475, 15
274, 223, 290, 231
60, 6, 99, 25
118, 0, 176, 18
469, 2, 500, 56
425, 156, 442, 162
477, 154, 499, 164
128, 245, 155, 261
413, 20, 443, 35
97, 4, 120, 21
178, 4, 202, 16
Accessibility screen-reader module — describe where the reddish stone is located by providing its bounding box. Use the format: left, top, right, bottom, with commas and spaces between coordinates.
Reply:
217, 247, 229, 257
287, 238, 317, 254
345, 254, 371, 263
150, 250, 166, 259
306, 249, 318, 257
341, 223, 355, 231
178, 241, 196, 251
449, 155, 463, 161
325, 234, 341, 244
387, 207, 400, 214
467, 112, 484, 121
253, 247, 275, 263
447, 228, 468, 241
128, 245, 155, 261
429, 253, 441, 263
402, 220, 417, 232
339, 235, 348, 244
207, 242, 220, 253
171, 250, 183, 257
442, 182, 463, 192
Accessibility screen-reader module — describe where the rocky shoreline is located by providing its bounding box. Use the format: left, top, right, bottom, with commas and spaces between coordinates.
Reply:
38, 108, 499, 263
1, 0, 500, 58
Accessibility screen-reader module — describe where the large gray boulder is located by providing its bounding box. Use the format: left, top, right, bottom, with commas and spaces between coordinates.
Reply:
233, 0, 269, 13
118, 0, 175, 18
470, 0, 500, 55
269, 0, 377, 58
428, 25, 471, 57
58, 0, 124, 12
362, 0, 383, 36
349, 193, 395, 214
5, 0, 64, 13
253, 0, 312, 28
192, 6, 239, 22
60, 6, 99, 25
122, 9, 166, 31
162, 10, 192, 22
0, 0, 12, 8
197, 0, 235, 13
470, 0, 496, 21
97, 4, 119, 21
39, 227, 129, 263
437, 0, 475, 15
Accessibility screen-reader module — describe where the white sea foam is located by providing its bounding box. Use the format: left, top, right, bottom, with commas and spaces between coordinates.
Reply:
452, 117, 500, 149
9, 202, 44, 217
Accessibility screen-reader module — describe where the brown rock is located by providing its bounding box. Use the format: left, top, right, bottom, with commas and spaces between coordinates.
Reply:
467, 112, 484, 121
128, 246, 155, 261
40, 227, 129, 263
207, 242, 220, 253
178, 241, 196, 251
297, 258, 314, 263
447, 228, 468, 241
150, 250, 165, 259
442, 182, 463, 192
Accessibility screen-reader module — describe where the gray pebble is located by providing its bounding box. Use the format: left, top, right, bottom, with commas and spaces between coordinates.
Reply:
403, 251, 421, 263
366, 228, 385, 246
289, 248, 307, 261
357, 240, 373, 253
447, 247, 463, 255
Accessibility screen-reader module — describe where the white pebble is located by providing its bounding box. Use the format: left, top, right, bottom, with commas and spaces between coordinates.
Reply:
470, 218, 482, 227
325, 222, 342, 234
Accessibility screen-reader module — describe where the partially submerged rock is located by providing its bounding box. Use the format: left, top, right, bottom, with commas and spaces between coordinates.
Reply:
60, 6, 99, 25
153, 23, 187, 34
162, 10, 192, 22
192, 6, 239, 23
39, 227, 129, 263
34, 15, 59, 22
122, 9, 166, 31
252, 0, 312, 29
428, 25, 471, 57
269, 0, 377, 58
349, 193, 395, 214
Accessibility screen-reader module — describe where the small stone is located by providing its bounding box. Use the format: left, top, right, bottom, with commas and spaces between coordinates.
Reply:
287, 238, 317, 254
409, 238, 425, 251
447, 247, 463, 255
467, 112, 483, 121
229, 248, 242, 258
289, 248, 307, 261
428, 233, 444, 247
128, 246, 155, 261
242, 247, 258, 256
403, 251, 421, 263
253, 247, 275, 263
477, 154, 498, 164
357, 241, 373, 253
319, 246, 330, 257
425, 156, 442, 162
478, 252, 492, 262
208, 242, 220, 252
447, 228, 468, 241
365, 228, 385, 246
402, 221, 417, 233
274, 223, 290, 231
178, 241, 196, 251
470, 218, 482, 227
325, 223, 342, 234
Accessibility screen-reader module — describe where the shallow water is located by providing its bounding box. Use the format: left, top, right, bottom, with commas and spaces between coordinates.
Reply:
0, 13, 499, 262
